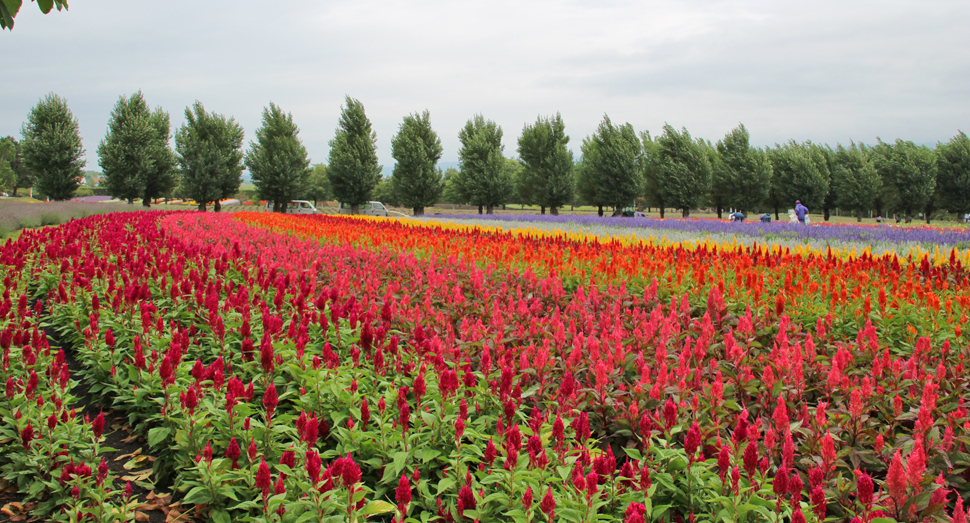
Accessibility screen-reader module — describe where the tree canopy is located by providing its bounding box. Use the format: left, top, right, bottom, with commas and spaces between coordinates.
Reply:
872, 139, 937, 222
1, 0, 67, 30
576, 116, 642, 216
935, 131, 970, 216
831, 142, 880, 221
174, 101, 244, 212
245, 103, 311, 213
98, 91, 176, 206
655, 124, 711, 218
456, 115, 513, 214
766, 141, 829, 218
390, 110, 443, 215
516, 113, 574, 215
21, 93, 85, 201
712, 123, 772, 216
327, 96, 382, 214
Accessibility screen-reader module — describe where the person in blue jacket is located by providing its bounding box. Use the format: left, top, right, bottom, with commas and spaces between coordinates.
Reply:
794, 200, 809, 224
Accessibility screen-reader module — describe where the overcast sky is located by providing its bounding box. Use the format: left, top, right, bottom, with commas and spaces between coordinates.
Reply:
3, 0, 968, 173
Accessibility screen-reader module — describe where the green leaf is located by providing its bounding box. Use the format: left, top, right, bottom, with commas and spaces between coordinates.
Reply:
182, 485, 212, 505
436, 477, 456, 495
211, 509, 231, 523
360, 500, 395, 516
36, 0, 51, 14
148, 426, 171, 448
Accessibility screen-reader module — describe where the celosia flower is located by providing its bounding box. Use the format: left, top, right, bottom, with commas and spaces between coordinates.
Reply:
396, 473, 411, 511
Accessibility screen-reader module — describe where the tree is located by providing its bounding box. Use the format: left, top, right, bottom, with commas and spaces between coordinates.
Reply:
576, 116, 642, 216
766, 141, 829, 220
245, 103, 311, 213
1, 0, 67, 30
936, 131, 970, 217
641, 132, 666, 216
327, 96, 382, 214
174, 102, 245, 212
6, 138, 33, 197
456, 115, 514, 214
831, 142, 880, 221
21, 93, 85, 201
516, 113, 574, 215
440, 167, 463, 205
655, 124, 711, 218
0, 137, 16, 194
142, 110, 177, 206
98, 91, 176, 206
872, 139, 937, 222
712, 124, 771, 216
303, 164, 332, 206
390, 110, 444, 215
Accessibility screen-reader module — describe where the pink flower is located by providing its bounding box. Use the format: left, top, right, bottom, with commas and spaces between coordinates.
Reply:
263, 383, 278, 420
255, 459, 271, 495
396, 473, 411, 511
684, 422, 701, 459
92, 410, 105, 439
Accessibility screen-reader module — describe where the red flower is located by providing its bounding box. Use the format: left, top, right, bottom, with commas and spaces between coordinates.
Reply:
887, 449, 908, 504
522, 486, 533, 511
255, 459, 271, 495
263, 383, 278, 420
458, 484, 476, 514
540, 486, 555, 519
341, 454, 361, 489
21, 422, 33, 448
856, 470, 873, 506
742, 442, 758, 477
305, 450, 322, 485
663, 398, 677, 431
684, 422, 701, 459
225, 437, 240, 468
773, 465, 789, 497
396, 473, 412, 511
360, 398, 370, 430
624, 502, 647, 523
92, 410, 105, 439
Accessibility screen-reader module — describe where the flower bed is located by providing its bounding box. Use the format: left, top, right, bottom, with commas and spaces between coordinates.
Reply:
0, 211, 968, 522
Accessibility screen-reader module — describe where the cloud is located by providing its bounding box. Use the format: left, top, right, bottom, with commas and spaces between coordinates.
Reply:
2, 0, 967, 172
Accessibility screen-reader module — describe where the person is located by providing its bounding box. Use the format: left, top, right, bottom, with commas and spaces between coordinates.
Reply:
729, 211, 745, 222
875, 216, 883, 223
794, 200, 809, 224
760, 213, 771, 223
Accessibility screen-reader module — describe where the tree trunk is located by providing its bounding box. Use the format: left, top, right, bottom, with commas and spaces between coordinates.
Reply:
682, 208, 690, 218
597, 205, 603, 217
550, 206, 559, 216
478, 205, 483, 214
856, 210, 863, 222
127, 198, 134, 205
486, 205, 494, 214
413, 207, 424, 216
142, 199, 151, 208
823, 207, 830, 221
351, 204, 359, 215
540, 206, 545, 215
198, 202, 207, 211
214, 200, 222, 212
11, 187, 17, 197
502, 204, 506, 210
659, 207, 665, 219
774, 205, 779, 221
716, 207, 722, 219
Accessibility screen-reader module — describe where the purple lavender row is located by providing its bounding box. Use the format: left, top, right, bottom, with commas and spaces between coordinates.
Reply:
421, 214, 970, 247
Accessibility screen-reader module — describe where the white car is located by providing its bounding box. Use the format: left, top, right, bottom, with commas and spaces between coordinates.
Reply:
265, 200, 318, 214
338, 201, 388, 217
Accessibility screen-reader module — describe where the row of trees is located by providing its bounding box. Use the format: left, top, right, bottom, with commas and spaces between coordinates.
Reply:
8, 93, 969, 221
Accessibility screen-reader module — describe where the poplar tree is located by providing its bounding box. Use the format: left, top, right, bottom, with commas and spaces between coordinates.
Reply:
327, 96, 382, 214
656, 124, 711, 218
456, 114, 513, 214
517, 113, 574, 215
766, 141, 829, 219
21, 93, 85, 201
872, 139, 937, 222
390, 110, 443, 216
935, 131, 970, 217
98, 91, 176, 206
831, 142, 880, 221
713, 123, 771, 216
174, 102, 244, 211
245, 103, 311, 213
577, 115, 642, 216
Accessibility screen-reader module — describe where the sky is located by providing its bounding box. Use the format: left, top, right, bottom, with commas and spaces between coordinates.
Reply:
3, 0, 968, 175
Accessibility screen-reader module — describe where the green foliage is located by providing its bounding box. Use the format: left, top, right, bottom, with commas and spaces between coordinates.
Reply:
641, 132, 666, 214
516, 113, 574, 215
456, 114, 514, 213
0, 0, 68, 30
245, 103, 311, 213
372, 176, 398, 207
0, 136, 16, 193
390, 110, 444, 215
440, 167, 463, 205
327, 96, 382, 214
656, 124, 711, 217
174, 101, 245, 212
303, 163, 332, 205
20, 93, 86, 201
713, 124, 772, 215
576, 115, 643, 216
97, 91, 176, 206
831, 142, 881, 221
935, 131, 970, 215
766, 140, 830, 214
872, 139, 937, 220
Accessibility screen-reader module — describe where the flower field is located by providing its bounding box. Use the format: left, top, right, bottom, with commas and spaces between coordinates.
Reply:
2, 211, 970, 522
